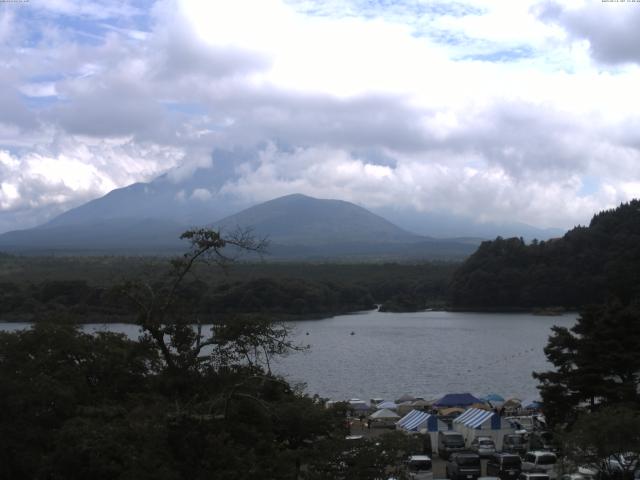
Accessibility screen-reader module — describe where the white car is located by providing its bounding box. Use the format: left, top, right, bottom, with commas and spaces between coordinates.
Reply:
522, 451, 558, 480
406, 455, 433, 480
470, 436, 497, 458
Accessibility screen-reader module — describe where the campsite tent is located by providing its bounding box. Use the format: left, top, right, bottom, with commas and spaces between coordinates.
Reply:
434, 393, 483, 409
376, 401, 398, 410
452, 407, 515, 450
369, 408, 400, 428
348, 399, 370, 414
395, 394, 416, 403
396, 409, 449, 452
483, 393, 505, 403
411, 399, 432, 409
439, 407, 465, 417
370, 408, 400, 420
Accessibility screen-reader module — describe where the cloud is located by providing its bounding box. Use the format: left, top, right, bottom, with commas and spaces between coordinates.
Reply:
0, 137, 184, 231
0, 0, 640, 235
537, 1, 640, 65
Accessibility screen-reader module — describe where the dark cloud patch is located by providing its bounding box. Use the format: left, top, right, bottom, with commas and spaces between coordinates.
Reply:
51, 78, 168, 138
151, 36, 270, 82
537, 1, 640, 65
444, 102, 591, 179
0, 88, 39, 130
209, 88, 437, 153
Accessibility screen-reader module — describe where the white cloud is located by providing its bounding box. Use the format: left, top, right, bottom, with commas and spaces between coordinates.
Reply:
0, 137, 184, 229
0, 0, 640, 234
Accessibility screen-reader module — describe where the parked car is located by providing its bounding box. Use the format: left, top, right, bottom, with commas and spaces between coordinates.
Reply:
521, 451, 558, 480
446, 452, 481, 480
505, 416, 536, 432
438, 431, 466, 460
503, 433, 527, 456
470, 437, 497, 458
487, 453, 522, 480
561, 473, 594, 480
518, 473, 550, 480
406, 455, 433, 480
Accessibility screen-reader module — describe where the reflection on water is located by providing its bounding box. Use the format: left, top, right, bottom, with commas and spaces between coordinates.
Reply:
0, 310, 575, 402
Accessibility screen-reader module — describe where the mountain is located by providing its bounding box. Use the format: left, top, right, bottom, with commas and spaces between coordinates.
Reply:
215, 194, 421, 245
1, 148, 564, 241
371, 206, 564, 241
449, 200, 640, 309
0, 192, 479, 259
213, 194, 479, 259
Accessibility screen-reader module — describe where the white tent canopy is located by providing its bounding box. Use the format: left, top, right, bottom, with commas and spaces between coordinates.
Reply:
376, 401, 399, 410
369, 408, 400, 420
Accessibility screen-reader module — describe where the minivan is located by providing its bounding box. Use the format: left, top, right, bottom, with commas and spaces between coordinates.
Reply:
446, 452, 481, 480
407, 454, 433, 480
519, 473, 550, 480
487, 453, 522, 480
438, 431, 466, 459
521, 451, 558, 479
503, 433, 527, 456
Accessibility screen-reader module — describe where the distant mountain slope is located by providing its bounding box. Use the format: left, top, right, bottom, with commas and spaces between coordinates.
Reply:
215, 194, 422, 245
0, 218, 186, 253
372, 207, 564, 241
0, 192, 479, 259
450, 200, 640, 309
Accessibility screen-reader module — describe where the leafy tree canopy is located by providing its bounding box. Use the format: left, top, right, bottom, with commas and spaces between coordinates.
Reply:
450, 200, 640, 309
534, 299, 640, 427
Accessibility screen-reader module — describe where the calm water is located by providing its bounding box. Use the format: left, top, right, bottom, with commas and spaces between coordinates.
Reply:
274, 310, 576, 402
0, 310, 576, 402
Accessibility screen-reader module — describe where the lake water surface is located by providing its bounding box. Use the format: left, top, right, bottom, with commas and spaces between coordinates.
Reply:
0, 310, 576, 402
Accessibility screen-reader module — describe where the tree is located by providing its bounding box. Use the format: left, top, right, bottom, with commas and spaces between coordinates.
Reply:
0, 228, 359, 479
533, 299, 640, 427
560, 406, 640, 480
119, 227, 275, 373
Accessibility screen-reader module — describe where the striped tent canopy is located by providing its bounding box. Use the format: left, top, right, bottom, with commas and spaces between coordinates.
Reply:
453, 407, 496, 429
396, 409, 431, 431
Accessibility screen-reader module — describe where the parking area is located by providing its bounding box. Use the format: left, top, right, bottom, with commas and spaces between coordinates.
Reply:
432, 457, 489, 478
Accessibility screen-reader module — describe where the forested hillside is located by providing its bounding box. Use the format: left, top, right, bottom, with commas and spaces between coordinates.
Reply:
0, 257, 455, 322
450, 200, 640, 309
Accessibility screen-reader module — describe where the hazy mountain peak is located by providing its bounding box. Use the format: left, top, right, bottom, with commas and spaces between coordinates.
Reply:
215, 193, 421, 246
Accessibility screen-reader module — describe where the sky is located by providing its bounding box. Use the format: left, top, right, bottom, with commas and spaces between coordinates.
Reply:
1, 0, 640, 234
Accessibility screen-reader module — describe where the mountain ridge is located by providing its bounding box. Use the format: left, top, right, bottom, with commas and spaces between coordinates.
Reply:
0, 192, 480, 259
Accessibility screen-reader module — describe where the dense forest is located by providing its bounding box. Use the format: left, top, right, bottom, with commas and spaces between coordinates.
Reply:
0, 256, 456, 322
449, 200, 640, 309
0, 230, 427, 479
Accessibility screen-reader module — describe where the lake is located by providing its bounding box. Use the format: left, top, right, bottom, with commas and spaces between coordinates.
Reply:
0, 310, 576, 402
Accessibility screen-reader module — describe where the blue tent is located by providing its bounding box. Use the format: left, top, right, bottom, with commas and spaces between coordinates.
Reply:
483, 393, 505, 403
434, 393, 483, 408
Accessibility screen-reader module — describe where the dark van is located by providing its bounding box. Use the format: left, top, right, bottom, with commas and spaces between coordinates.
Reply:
446, 452, 481, 480
487, 453, 522, 480
438, 431, 466, 460
503, 433, 527, 456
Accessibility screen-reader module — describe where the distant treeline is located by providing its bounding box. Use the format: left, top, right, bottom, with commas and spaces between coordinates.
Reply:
449, 200, 640, 309
0, 260, 457, 321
